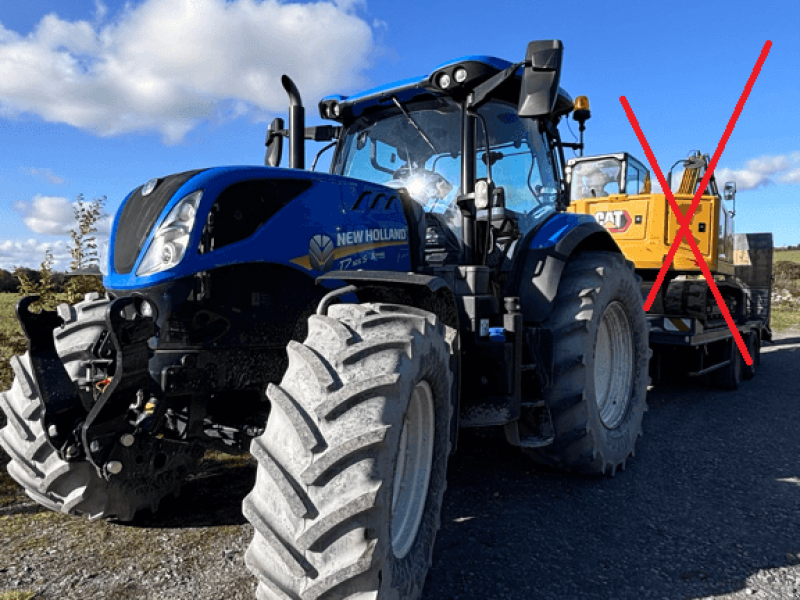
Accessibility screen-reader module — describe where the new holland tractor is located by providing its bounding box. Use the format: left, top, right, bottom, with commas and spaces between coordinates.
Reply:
0, 40, 650, 599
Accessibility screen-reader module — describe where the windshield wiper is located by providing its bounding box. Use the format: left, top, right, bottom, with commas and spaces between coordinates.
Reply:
391, 96, 439, 155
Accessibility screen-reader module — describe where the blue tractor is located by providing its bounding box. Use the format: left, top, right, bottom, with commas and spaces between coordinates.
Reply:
1, 40, 649, 599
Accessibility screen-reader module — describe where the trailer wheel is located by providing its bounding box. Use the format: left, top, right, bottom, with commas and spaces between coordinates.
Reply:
742, 331, 759, 381
527, 252, 649, 475
0, 294, 198, 521
243, 303, 452, 600
711, 338, 744, 390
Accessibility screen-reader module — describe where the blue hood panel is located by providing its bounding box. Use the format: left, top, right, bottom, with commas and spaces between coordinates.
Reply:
105, 166, 413, 290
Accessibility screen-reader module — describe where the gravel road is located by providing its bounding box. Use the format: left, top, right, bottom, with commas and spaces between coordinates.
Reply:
2, 329, 799, 600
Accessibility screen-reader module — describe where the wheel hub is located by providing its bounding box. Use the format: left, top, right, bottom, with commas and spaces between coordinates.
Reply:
594, 301, 635, 429
391, 380, 435, 559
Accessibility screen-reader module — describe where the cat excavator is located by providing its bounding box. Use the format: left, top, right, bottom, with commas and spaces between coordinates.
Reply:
566, 149, 773, 389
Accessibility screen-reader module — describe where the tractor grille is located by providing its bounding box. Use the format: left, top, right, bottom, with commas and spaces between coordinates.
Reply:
114, 170, 207, 274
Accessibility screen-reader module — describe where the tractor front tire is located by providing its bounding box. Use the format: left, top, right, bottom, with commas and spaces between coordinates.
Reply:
243, 303, 453, 600
527, 252, 650, 475
0, 294, 198, 521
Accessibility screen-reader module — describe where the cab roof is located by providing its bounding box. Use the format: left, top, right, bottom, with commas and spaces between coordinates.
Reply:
320, 55, 574, 123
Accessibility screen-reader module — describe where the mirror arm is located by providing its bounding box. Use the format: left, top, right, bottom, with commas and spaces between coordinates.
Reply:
468, 61, 525, 112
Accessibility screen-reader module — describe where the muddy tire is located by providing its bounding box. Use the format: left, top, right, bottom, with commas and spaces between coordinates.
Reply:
0, 293, 198, 521
243, 303, 453, 600
527, 252, 650, 475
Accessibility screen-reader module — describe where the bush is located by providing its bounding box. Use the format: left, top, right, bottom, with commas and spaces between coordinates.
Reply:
14, 250, 58, 312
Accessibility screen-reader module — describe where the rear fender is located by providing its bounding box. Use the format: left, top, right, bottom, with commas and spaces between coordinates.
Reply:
509, 213, 622, 323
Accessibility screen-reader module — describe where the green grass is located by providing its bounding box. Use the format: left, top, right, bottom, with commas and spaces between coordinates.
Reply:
0, 294, 28, 393
773, 248, 800, 331
775, 248, 800, 263
771, 307, 799, 332
0, 591, 36, 600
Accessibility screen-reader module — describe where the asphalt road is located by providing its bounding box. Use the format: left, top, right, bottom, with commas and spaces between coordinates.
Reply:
422, 329, 800, 600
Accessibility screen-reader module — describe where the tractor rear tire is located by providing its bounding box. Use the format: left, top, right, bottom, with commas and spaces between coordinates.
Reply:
527, 252, 650, 476
0, 294, 198, 521
243, 303, 453, 600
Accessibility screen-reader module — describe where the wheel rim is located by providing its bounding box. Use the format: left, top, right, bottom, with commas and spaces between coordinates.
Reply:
391, 380, 435, 559
594, 301, 635, 429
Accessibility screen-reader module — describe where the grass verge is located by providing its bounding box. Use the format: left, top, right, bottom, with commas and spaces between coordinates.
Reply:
0, 591, 36, 600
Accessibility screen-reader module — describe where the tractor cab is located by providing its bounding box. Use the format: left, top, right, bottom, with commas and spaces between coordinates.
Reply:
266, 45, 584, 270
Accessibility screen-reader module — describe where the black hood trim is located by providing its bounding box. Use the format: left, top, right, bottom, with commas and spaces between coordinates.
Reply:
114, 169, 207, 275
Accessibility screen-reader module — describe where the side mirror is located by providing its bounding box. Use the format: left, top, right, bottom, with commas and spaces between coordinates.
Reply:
517, 40, 563, 118
265, 117, 284, 167
724, 181, 737, 201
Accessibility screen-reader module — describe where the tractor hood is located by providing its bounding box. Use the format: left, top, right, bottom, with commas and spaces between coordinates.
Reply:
104, 166, 415, 290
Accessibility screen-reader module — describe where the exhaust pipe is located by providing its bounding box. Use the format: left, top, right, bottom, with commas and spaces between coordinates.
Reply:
281, 75, 305, 170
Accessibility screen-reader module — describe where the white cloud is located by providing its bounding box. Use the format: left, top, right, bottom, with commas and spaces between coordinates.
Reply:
0, 0, 376, 144
0, 238, 72, 271
0, 236, 109, 272
778, 168, 800, 184
19, 195, 74, 235
333, 0, 367, 12
23, 166, 65, 184
15, 194, 112, 236
716, 153, 800, 191
94, 0, 109, 24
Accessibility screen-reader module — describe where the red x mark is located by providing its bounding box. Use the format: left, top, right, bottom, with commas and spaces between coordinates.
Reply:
620, 41, 771, 366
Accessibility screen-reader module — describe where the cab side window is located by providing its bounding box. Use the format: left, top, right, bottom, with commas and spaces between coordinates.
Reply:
474, 103, 558, 232
626, 164, 646, 195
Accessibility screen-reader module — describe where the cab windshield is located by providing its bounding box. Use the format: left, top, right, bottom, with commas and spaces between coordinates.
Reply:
333, 97, 560, 238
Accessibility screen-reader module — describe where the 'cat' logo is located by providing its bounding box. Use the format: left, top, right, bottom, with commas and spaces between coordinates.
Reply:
594, 209, 631, 233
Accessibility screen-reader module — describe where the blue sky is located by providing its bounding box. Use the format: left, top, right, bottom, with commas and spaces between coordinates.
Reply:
1, 0, 797, 271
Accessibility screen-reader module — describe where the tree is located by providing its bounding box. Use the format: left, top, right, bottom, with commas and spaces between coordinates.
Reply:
64, 194, 108, 304
15, 194, 109, 307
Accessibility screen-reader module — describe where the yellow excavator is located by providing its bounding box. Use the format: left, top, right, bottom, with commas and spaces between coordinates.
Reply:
565, 149, 773, 389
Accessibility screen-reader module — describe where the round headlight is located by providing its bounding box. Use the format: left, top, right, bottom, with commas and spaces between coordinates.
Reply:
454, 67, 467, 83
438, 73, 451, 89
332, 102, 340, 117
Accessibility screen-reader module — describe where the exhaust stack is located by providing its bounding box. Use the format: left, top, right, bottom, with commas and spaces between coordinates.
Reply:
281, 75, 305, 170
